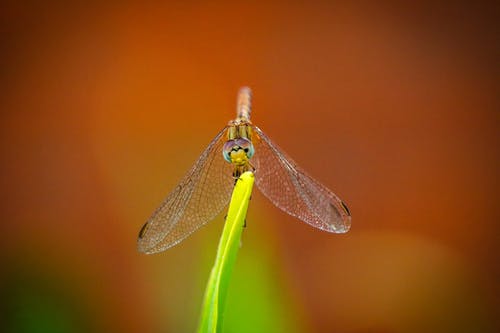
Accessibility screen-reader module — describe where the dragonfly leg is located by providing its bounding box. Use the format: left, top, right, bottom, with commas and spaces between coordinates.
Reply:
248, 161, 256, 172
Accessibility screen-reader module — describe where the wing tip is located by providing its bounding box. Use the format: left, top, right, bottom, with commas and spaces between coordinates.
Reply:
325, 216, 351, 234
136, 228, 188, 254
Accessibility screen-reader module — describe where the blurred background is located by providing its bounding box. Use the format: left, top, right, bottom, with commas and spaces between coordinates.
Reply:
1, 1, 498, 332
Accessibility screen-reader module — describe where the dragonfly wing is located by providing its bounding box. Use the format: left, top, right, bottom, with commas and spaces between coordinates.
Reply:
251, 126, 351, 233
138, 127, 235, 253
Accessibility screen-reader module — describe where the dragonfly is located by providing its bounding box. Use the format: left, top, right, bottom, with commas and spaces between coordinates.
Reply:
138, 87, 351, 254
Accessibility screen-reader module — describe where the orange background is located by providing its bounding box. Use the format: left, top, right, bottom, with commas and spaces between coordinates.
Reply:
1, 2, 498, 332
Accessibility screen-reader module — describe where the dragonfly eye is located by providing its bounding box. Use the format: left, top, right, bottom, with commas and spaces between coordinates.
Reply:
238, 138, 254, 158
222, 138, 254, 163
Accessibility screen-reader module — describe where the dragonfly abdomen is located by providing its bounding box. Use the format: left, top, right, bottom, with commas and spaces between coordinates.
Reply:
236, 86, 252, 122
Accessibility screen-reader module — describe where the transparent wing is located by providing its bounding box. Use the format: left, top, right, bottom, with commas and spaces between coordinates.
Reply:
251, 126, 351, 233
138, 127, 235, 254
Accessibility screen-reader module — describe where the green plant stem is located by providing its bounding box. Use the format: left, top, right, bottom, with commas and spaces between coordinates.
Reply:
197, 171, 255, 333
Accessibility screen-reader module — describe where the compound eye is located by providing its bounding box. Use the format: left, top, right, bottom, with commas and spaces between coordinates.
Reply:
234, 138, 254, 159
222, 140, 235, 163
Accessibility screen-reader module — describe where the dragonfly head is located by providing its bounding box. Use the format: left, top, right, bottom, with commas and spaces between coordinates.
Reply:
223, 138, 254, 166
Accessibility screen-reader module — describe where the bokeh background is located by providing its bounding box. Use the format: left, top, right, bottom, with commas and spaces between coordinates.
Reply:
1, 1, 498, 333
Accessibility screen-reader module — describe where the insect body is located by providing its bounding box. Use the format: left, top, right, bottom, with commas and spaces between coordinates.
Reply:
138, 87, 351, 254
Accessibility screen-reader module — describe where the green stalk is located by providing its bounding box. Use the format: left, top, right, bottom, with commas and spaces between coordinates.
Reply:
197, 171, 255, 333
